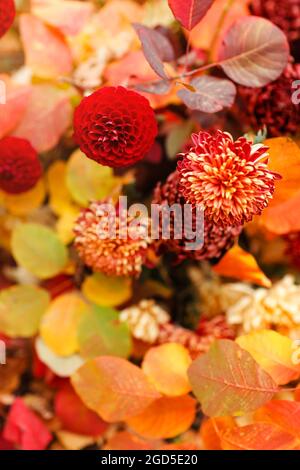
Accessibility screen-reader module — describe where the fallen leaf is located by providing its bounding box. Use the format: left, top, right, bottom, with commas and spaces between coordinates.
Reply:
71, 356, 160, 422
77, 304, 132, 359
13, 84, 72, 153
31, 0, 94, 36
103, 431, 153, 450
142, 343, 192, 397
260, 137, 300, 234
0, 285, 49, 338
221, 422, 299, 450
40, 292, 87, 356
82, 272, 132, 308
213, 245, 271, 287
188, 339, 277, 416
35, 337, 84, 378
0, 74, 31, 139
201, 417, 236, 450
0, 179, 46, 216
237, 330, 300, 385
127, 395, 196, 439
55, 382, 108, 437
19, 14, 72, 78
3, 398, 52, 450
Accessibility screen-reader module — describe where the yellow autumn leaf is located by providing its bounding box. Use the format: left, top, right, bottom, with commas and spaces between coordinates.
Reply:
0, 179, 46, 216
213, 245, 271, 287
56, 210, 79, 245
82, 272, 132, 307
40, 291, 87, 356
237, 330, 300, 385
66, 149, 122, 207
47, 161, 79, 216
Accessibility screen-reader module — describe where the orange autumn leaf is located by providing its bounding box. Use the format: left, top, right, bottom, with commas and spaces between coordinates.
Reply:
260, 138, 300, 234
200, 417, 235, 450
19, 14, 73, 78
213, 245, 271, 287
71, 356, 160, 423
103, 431, 153, 451
254, 400, 300, 440
221, 422, 299, 450
142, 343, 192, 397
190, 0, 249, 57
126, 395, 196, 439
237, 330, 300, 385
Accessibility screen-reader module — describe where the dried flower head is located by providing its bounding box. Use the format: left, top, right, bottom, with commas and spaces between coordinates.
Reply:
0, 137, 42, 194
177, 131, 281, 227
74, 200, 152, 277
221, 276, 300, 333
238, 62, 300, 137
0, 0, 15, 38
153, 170, 242, 262
73, 86, 158, 168
157, 316, 234, 359
250, 0, 300, 43
119, 299, 170, 343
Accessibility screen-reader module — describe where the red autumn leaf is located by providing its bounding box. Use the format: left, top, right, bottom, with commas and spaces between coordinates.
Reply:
0, 75, 31, 139
31, 0, 94, 36
168, 0, 214, 31
178, 76, 236, 112
133, 24, 174, 80
218, 17, 289, 87
55, 382, 108, 437
12, 84, 72, 153
19, 14, 73, 78
3, 398, 52, 450
221, 422, 299, 450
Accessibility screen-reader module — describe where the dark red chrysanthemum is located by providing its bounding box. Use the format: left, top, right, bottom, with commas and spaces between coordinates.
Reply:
177, 131, 281, 227
0, 0, 15, 38
153, 171, 242, 263
250, 0, 300, 43
238, 62, 300, 137
285, 232, 300, 268
73, 86, 158, 168
0, 137, 42, 194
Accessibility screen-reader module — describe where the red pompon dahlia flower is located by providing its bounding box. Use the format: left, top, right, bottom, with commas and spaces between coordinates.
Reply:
153, 171, 242, 263
74, 200, 152, 277
0, 137, 42, 194
250, 0, 300, 43
73, 86, 158, 168
238, 62, 300, 137
0, 0, 15, 38
177, 131, 281, 227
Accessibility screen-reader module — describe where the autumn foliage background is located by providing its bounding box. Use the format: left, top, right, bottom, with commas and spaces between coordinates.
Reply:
0, 0, 300, 451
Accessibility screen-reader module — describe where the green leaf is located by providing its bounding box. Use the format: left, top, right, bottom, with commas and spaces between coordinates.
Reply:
78, 304, 132, 359
0, 285, 50, 337
188, 339, 278, 417
11, 223, 68, 279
